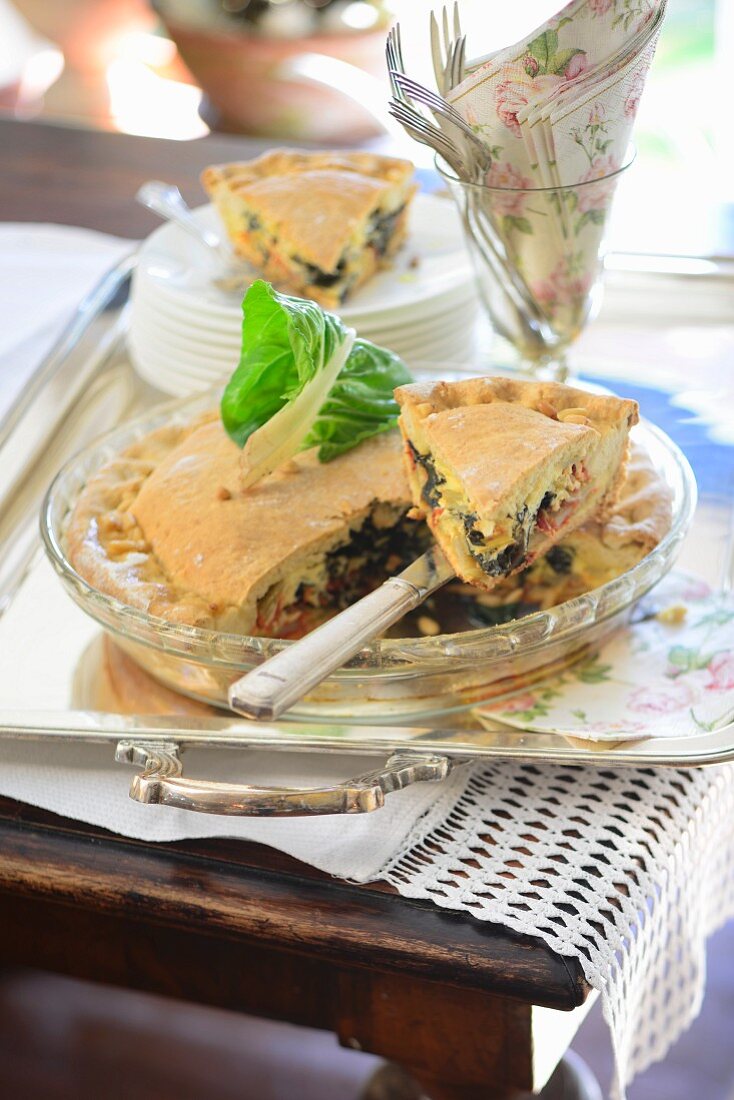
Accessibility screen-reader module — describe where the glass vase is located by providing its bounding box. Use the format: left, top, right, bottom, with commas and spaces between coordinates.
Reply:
437, 149, 635, 380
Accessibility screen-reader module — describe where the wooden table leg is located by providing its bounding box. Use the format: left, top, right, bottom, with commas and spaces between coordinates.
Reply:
339, 971, 601, 1100
338, 970, 534, 1099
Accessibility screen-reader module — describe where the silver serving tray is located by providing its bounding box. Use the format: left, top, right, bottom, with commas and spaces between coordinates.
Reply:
1, 261, 733, 818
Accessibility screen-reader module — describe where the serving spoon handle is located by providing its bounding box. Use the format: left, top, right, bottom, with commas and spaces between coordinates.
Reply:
228, 546, 454, 721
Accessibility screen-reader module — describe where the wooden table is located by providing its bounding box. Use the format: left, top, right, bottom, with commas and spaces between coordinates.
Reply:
0, 117, 592, 1100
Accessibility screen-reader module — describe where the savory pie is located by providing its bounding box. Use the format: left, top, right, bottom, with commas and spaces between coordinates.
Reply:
66, 415, 428, 639
202, 150, 417, 308
395, 376, 639, 591
475, 442, 672, 613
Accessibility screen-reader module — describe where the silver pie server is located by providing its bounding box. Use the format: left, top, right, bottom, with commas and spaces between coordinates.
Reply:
228, 545, 455, 721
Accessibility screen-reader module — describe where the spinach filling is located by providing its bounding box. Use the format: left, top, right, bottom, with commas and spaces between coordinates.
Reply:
367, 204, 405, 257
410, 444, 536, 578
243, 210, 348, 290
407, 441, 446, 509
286, 203, 404, 297
545, 545, 575, 574
474, 540, 526, 578
295, 513, 430, 611
301, 257, 347, 290
244, 203, 397, 300
462, 512, 485, 546
462, 511, 526, 576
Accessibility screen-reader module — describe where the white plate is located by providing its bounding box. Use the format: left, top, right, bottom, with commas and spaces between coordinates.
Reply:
132, 343, 481, 398
130, 313, 237, 362
129, 326, 478, 398
129, 335, 236, 375
129, 321, 479, 383
130, 336, 473, 388
135, 194, 473, 325
131, 314, 479, 380
400, 332, 477, 364
128, 332, 229, 377
134, 268, 479, 327
131, 292, 243, 347
132, 264, 479, 339
128, 345, 218, 395
131, 280, 480, 341
131, 294, 480, 363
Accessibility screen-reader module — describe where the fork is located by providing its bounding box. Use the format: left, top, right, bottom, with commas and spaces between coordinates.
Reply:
390, 70, 491, 175
386, 26, 480, 170
448, 34, 466, 91
387, 98, 469, 178
385, 23, 407, 102
430, 3, 466, 95
387, 101, 548, 337
386, 26, 484, 205
386, 16, 549, 342
387, 98, 546, 333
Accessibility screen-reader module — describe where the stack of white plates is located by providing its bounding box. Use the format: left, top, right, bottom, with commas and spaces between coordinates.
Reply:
129, 194, 480, 397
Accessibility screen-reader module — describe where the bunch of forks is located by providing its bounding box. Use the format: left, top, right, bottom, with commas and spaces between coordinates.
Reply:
386, 6, 482, 183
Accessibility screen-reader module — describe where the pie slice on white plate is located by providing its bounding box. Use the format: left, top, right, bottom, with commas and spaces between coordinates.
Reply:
202, 149, 417, 309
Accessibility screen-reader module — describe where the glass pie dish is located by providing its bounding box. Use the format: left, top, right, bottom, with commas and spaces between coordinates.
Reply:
41, 391, 696, 725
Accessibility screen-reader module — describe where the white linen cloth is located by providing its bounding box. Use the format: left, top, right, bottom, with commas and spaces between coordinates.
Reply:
0, 223, 133, 419
2, 223, 734, 1100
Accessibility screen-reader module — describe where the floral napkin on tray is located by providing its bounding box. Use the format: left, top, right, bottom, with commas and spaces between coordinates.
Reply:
476, 573, 734, 742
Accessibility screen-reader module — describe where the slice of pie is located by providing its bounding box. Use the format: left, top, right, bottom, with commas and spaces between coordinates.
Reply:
66, 416, 429, 639
202, 149, 417, 309
395, 376, 639, 591
474, 442, 673, 613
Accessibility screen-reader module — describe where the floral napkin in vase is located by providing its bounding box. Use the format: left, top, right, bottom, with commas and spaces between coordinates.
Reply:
443, 0, 665, 333
475, 573, 734, 742
529, 23, 661, 310
534, 3, 664, 197
519, 0, 666, 179
449, 0, 659, 170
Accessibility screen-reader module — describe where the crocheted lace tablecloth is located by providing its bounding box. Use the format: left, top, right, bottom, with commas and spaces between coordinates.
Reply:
381, 759, 734, 1099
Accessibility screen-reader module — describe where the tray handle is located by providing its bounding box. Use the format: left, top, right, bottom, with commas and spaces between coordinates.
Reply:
116, 741, 454, 816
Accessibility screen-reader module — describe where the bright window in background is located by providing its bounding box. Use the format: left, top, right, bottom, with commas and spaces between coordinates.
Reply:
613, 0, 719, 256
391, 0, 725, 258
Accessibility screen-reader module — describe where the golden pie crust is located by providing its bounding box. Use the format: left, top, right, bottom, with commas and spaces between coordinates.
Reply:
66, 414, 412, 637
202, 149, 417, 308
64, 404, 668, 645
